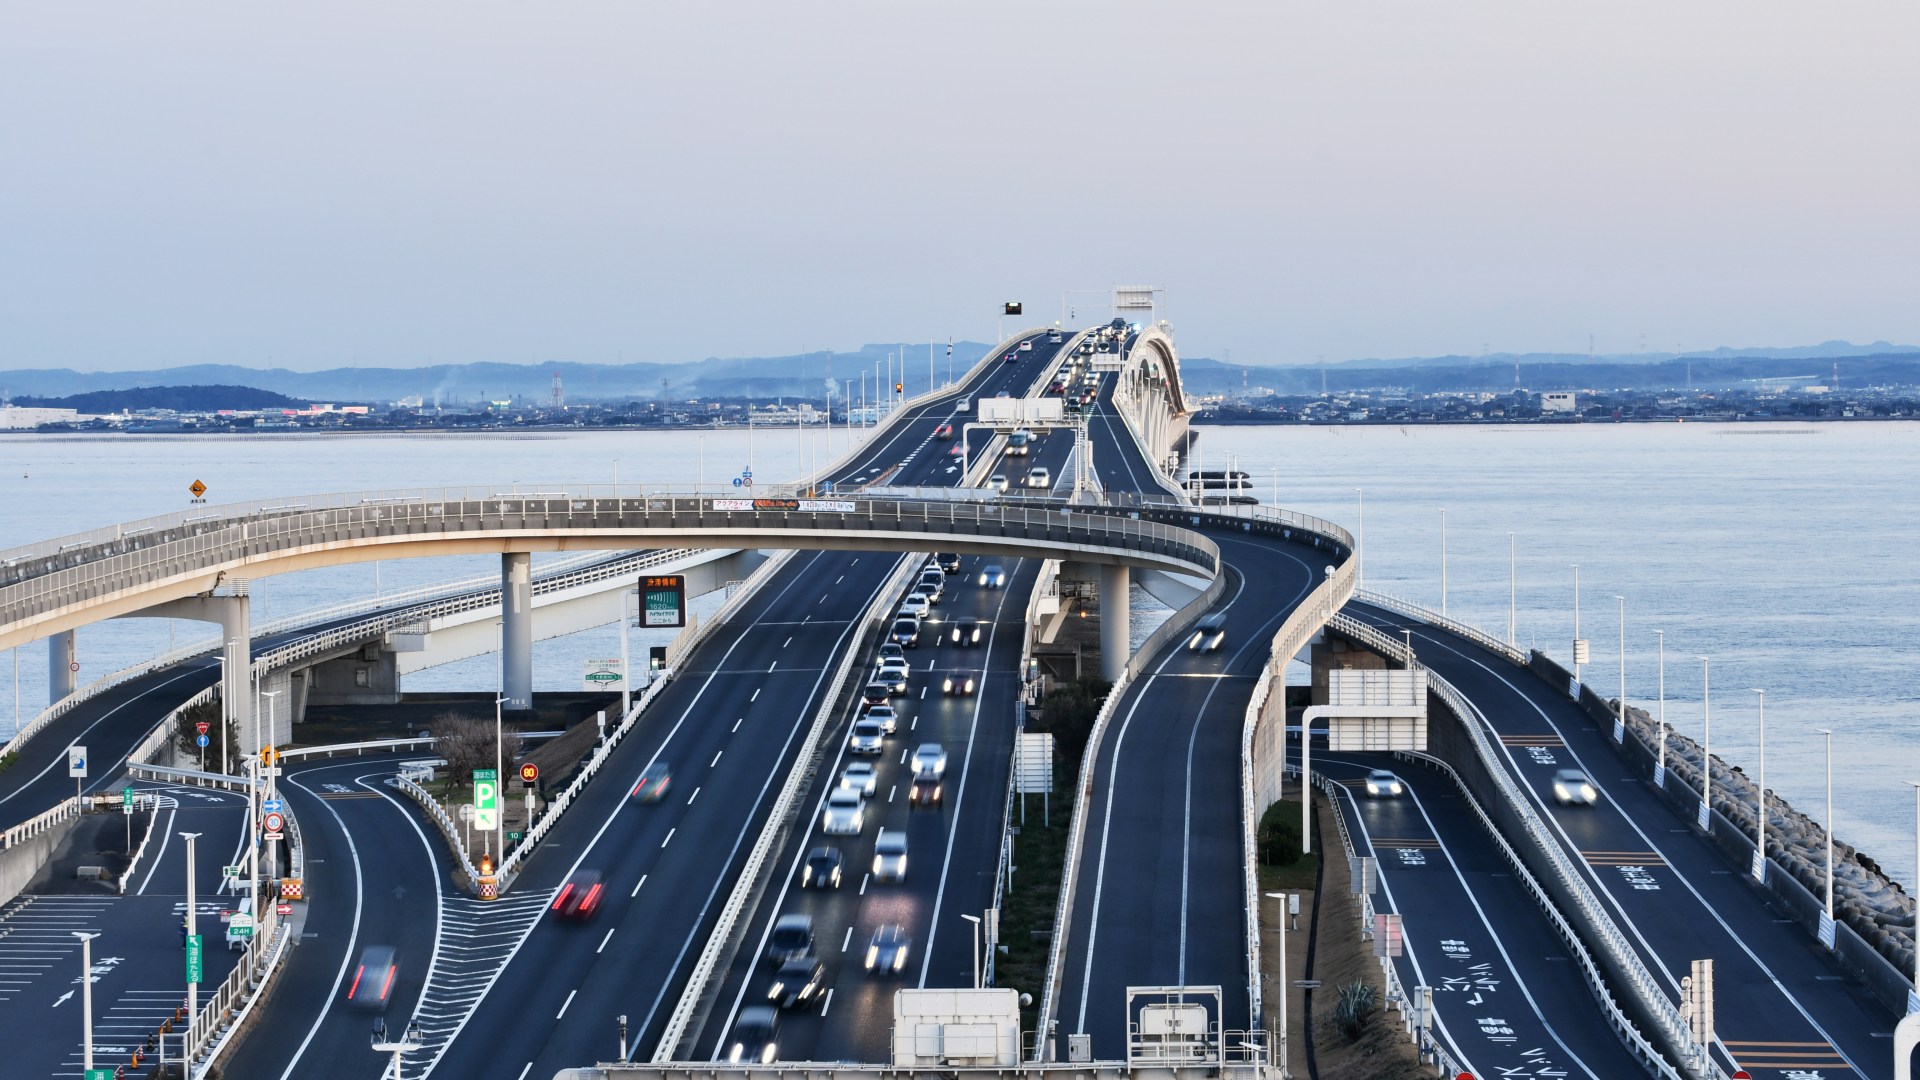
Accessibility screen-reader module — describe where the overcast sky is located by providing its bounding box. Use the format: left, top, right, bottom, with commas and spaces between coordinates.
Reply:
3, 2, 1915, 372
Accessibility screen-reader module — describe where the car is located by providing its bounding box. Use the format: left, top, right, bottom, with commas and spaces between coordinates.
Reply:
1552, 769, 1599, 806
860, 682, 892, 710
632, 760, 672, 802
766, 914, 815, 965
802, 847, 844, 888
872, 829, 908, 883
1019, 339, 1033, 351
865, 704, 898, 734
1047, 380, 1066, 395
1048, 330, 1063, 343
949, 617, 982, 646
943, 670, 978, 695
1364, 770, 1404, 799
875, 660, 910, 695
934, 423, 954, 439
345, 946, 398, 1010
909, 774, 943, 807
1026, 466, 1052, 489
916, 573, 945, 604
767, 957, 827, 1010
890, 618, 921, 647
1064, 396, 1083, 413
878, 641, 906, 665
936, 552, 961, 573
821, 787, 865, 834
849, 719, 886, 754
978, 564, 1006, 589
839, 762, 877, 796
864, 924, 911, 974
986, 474, 1009, 493
727, 1005, 780, 1064
550, 871, 605, 920
1003, 352, 1017, 363
946, 442, 965, 458
1188, 613, 1227, 652
899, 593, 931, 620
910, 743, 948, 777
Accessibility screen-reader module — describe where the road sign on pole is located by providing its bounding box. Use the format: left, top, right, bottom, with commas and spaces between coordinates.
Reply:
67, 746, 87, 778
582, 658, 625, 693
185, 936, 203, 983
196, 734, 209, 748
519, 763, 539, 785
195, 721, 209, 736
262, 811, 286, 836
473, 769, 499, 831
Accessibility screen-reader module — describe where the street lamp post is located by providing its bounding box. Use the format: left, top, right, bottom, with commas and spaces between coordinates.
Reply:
75, 931, 100, 1075
1751, 688, 1767, 883
1613, 596, 1627, 742
1817, 728, 1836, 949
1697, 659, 1712, 831
1437, 508, 1447, 617
1354, 488, 1364, 591
493, 694, 507, 863
182, 831, 202, 1052
1571, 565, 1582, 683
960, 913, 982, 989
1508, 533, 1517, 647
371, 1018, 424, 1080
1653, 631, 1667, 788
1265, 892, 1292, 1077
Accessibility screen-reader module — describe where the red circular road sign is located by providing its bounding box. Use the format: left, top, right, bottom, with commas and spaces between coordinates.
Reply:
195, 722, 210, 735
69, 661, 79, 672
519, 763, 539, 783
262, 811, 286, 834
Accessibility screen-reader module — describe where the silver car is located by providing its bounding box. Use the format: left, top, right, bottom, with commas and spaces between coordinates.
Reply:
1552, 769, 1599, 806
872, 829, 908, 883
839, 762, 877, 796
848, 719, 885, 755
910, 743, 948, 778
821, 787, 865, 835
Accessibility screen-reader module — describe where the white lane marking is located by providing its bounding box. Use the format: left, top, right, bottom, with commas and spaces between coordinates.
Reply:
918, 686, 926, 700
859, 874, 869, 896
835, 576, 844, 584
515, 1063, 533, 1080
820, 989, 833, 1016
598, 928, 615, 954
887, 785, 897, 803
710, 751, 723, 768
732, 718, 743, 732
783, 636, 792, 648
556, 989, 578, 1018
274, 771, 370, 1080
750, 690, 760, 703
768, 662, 778, 672
841, 926, 853, 952
631, 874, 648, 898
0, 664, 210, 807
660, 828, 675, 848
688, 787, 701, 805
134, 801, 180, 895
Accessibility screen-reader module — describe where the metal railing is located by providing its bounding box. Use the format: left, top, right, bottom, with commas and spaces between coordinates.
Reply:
0, 794, 83, 849
1356, 588, 1526, 666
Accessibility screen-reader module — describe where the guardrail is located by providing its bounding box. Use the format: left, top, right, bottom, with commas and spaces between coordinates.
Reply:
277, 737, 436, 764
653, 549, 924, 1061
126, 762, 259, 794
1356, 588, 1526, 666
393, 773, 478, 883
1393, 749, 1685, 1080
0, 794, 82, 849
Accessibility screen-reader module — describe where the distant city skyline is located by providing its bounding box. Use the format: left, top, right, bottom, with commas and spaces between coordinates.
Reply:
3, 3, 1914, 372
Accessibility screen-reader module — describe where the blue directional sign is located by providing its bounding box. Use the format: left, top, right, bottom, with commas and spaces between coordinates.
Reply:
262, 799, 285, 813
196, 734, 210, 748
732, 477, 743, 487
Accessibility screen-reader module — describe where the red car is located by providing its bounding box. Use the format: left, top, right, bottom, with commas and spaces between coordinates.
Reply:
946, 443, 964, 457
934, 423, 953, 439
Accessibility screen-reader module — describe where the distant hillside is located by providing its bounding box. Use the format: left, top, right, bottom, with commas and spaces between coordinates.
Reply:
14, 384, 310, 412
1175, 352, 1920, 396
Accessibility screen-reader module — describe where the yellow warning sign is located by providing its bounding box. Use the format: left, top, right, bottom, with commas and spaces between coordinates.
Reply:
189, 479, 207, 498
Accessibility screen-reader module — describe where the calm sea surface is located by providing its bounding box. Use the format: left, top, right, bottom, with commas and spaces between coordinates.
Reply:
1, 422, 1914, 890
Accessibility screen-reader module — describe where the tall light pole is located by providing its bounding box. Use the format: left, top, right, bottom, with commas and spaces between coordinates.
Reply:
1613, 596, 1627, 742
1697, 658, 1712, 831
960, 913, 982, 989
1437, 508, 1447, 617
74, 931, 100, 1075
371, 1018, 424, 1080
618, 587, 633, 716
1354, 488, 1364, 591
1265, 892, 1292, 1077
1571, 565, 1583, 683
1653, 630, 1667, 787
1750, 688, 1767, 882
1817, 728, 1835, 949
493, 694, 507, 863
1507, 532, 1517, 647
182, 831, 202, 1050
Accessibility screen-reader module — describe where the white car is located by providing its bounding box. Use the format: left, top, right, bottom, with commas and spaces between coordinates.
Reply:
898, 593, 931, 620
986, 474, 1009, 493
1018, 340, 1033, 351
1552, 769, 1599, 806
839, 762, 878, 797
821, 787, 865, 834
848, 719, 885, 755
1026, 466, 1051, 489
1364, 770, 1404, 798
910, 743, 948, 778
865, 704, 898, 734
875, 657, 911, 693
872, 829, 908, 883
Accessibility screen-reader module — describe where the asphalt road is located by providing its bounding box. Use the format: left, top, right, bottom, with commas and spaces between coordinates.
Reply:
1345, 602, 1898, 1080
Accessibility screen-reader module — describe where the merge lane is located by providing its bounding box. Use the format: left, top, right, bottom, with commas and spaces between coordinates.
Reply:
1347, 603, 1892, 1080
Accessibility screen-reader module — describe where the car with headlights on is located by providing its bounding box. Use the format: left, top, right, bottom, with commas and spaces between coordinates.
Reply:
848, 719, 885, 755
860, 682, 891, 711
1552, 769, 1599, 806
839, 762, 877, 796
864, 924, 911, 974
875, 658, 910, 694
1364, 770, 1404, 799
916, 571, 945, 603
911, 743, 948, 777
767, 957, 827, 1010
899, 593, 932, 620
986, 474, 1009, 493
909, 774, 943, 808
802, 846, 843, 889
978, 564, 1006, 589
865, 703, 898, 734
890, 618, 921, 648
821, 787, 865, 835
936, 552, 961, 573
1188, 613, 1227, 652
949, 617, 982, 646
872, 829, 908, 883
942, 670, 978, 695
727, 1005, 780, 1064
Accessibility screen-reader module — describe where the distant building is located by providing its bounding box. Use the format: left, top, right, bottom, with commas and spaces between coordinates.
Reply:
0, 405, 81, 429
1540, 391, 1577, 414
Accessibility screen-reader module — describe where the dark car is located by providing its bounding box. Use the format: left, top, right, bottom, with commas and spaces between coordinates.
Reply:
1188, 613, 1227, 652
346, 945, 397, 1010
864, 924, 911, 974
861, 682, 892, 709
909, 774, 943, 807
802, 846, 844, 889
727, 1005, 780, 1064
766, 914, 815, 965
890, 618, 921, 647
767, 957, 827, 1010
1003, 352, 1017, 363
977, 565, 1005, 589
632, 760, 671, 802
936, 552, 961, 573
949, 617, 982, 646
550, 871, 605, 920
942, 670, 978, 695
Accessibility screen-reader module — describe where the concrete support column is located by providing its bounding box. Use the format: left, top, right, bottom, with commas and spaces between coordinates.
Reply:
49, 630, 76, 702
1100, 564, 1130, 684
501, 552, 534, 712
220, 595, 252, 761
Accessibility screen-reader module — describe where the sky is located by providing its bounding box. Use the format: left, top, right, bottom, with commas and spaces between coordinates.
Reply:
2, 2, 1916, 372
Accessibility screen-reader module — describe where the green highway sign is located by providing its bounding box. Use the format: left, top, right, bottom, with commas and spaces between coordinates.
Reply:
508, 831, 524, 842
121, 787, 135, 809
86, 1070, 117, 1080
474, 769, 499, 831
185, 935, 203, 983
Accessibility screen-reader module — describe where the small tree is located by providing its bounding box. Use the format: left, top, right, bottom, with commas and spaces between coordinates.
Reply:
173, 699, 238, 773
1031, 675, 1112, 765
429, 712, 525, 796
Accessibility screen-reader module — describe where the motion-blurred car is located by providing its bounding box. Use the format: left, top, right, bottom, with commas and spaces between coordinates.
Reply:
909, 774, 943, 808
865, 924, 911, 974
839, 762, 877, 796
632, 760, 672, 802
767, 957, 827, 1010
766, 914, 814, 965
916, 572, 945, 604
1364, 770, 1404, 799
550, 871, 605, 920
978, 564, 1006, 589
727, 1006, 780, 1064
821, 787, 865, 835
899, 594, 931, 620
802, 846, 843, 888
934, 423, 954, 439
872, 829, 908, 883
946, 443, 965, 458
949, 617, 982, 646
910, 744, 948, 777
1552, 769, 1599, 806
849, 719, 885, 755
942, 670, 978, 695
346, 945, 397, 1010
1188, 613, 1227, 652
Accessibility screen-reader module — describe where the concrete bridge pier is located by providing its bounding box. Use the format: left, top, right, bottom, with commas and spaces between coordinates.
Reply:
137, 592, 252, 759
1100, 564, 1130, 684
48, 629, 76, 703
501, 552, 534, 714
